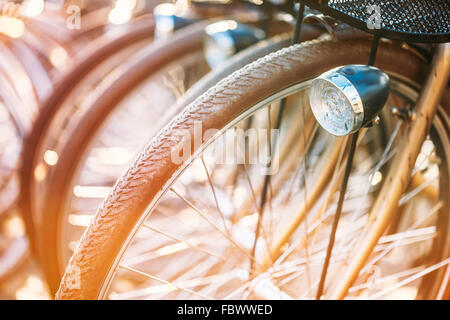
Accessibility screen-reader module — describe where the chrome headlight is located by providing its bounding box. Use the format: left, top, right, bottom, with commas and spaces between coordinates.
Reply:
154, 3, 196, 39
309, 65, 390, 136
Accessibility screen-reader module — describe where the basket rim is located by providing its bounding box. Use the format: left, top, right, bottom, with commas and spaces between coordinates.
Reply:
301, 0, 450, 43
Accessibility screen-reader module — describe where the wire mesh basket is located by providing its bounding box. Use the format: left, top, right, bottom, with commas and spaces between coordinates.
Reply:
301, 0, 450, 43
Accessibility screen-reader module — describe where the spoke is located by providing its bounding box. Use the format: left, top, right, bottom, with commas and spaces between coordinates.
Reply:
118, 265, 213, 300
398, 175, 438, 206
142, 223, 228, 264
275, 263, 310, 288
175, 257, 227, 299
437, 264, 450, 299
201, 155, 229, 233
250, 275, 294, 299
115, 257, 215, 299
117, 258, 244, 300
378, 226, 436, 244
267, 223, 437, 297
300, 102, 312, 289
411, 144, 436, 177
260, 136, 346, 272
170, 187, 260, 268
122, 232, 223, 266
301, 135, 350, 251
316, 132, 359, 299
162, 66, 186, 99
272, 221, 438, 277
154, 205, 206, 230
360, 201, 443, 274
349, 266, 424, 293
255, 215, 438, 298
266, 104, 274, 212
273, 251, 352, 295
226, 117, 253, 193
301, 279, 321, 299
275, 132, 352, 268
172, 254, 239, 299
245, 123, 313, 225
241, 163, 278, 270
234, 118, 311, 220
339, 121, 402, 250
280, 122, 319, 209
242, 163, 259, 213
249, 101, 285, 274
222, 282, 252, 300
368, 258, 450, 299
273, 171, 375, 271
410, 171, 439, 200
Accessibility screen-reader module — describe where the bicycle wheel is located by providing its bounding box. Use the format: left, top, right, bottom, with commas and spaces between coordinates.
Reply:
58, 37, 449, 300
41, 19, 312, 294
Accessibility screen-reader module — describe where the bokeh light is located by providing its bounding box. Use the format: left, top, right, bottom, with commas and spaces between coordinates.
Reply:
21, 0, 45, 17
0, 16, 25, 38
